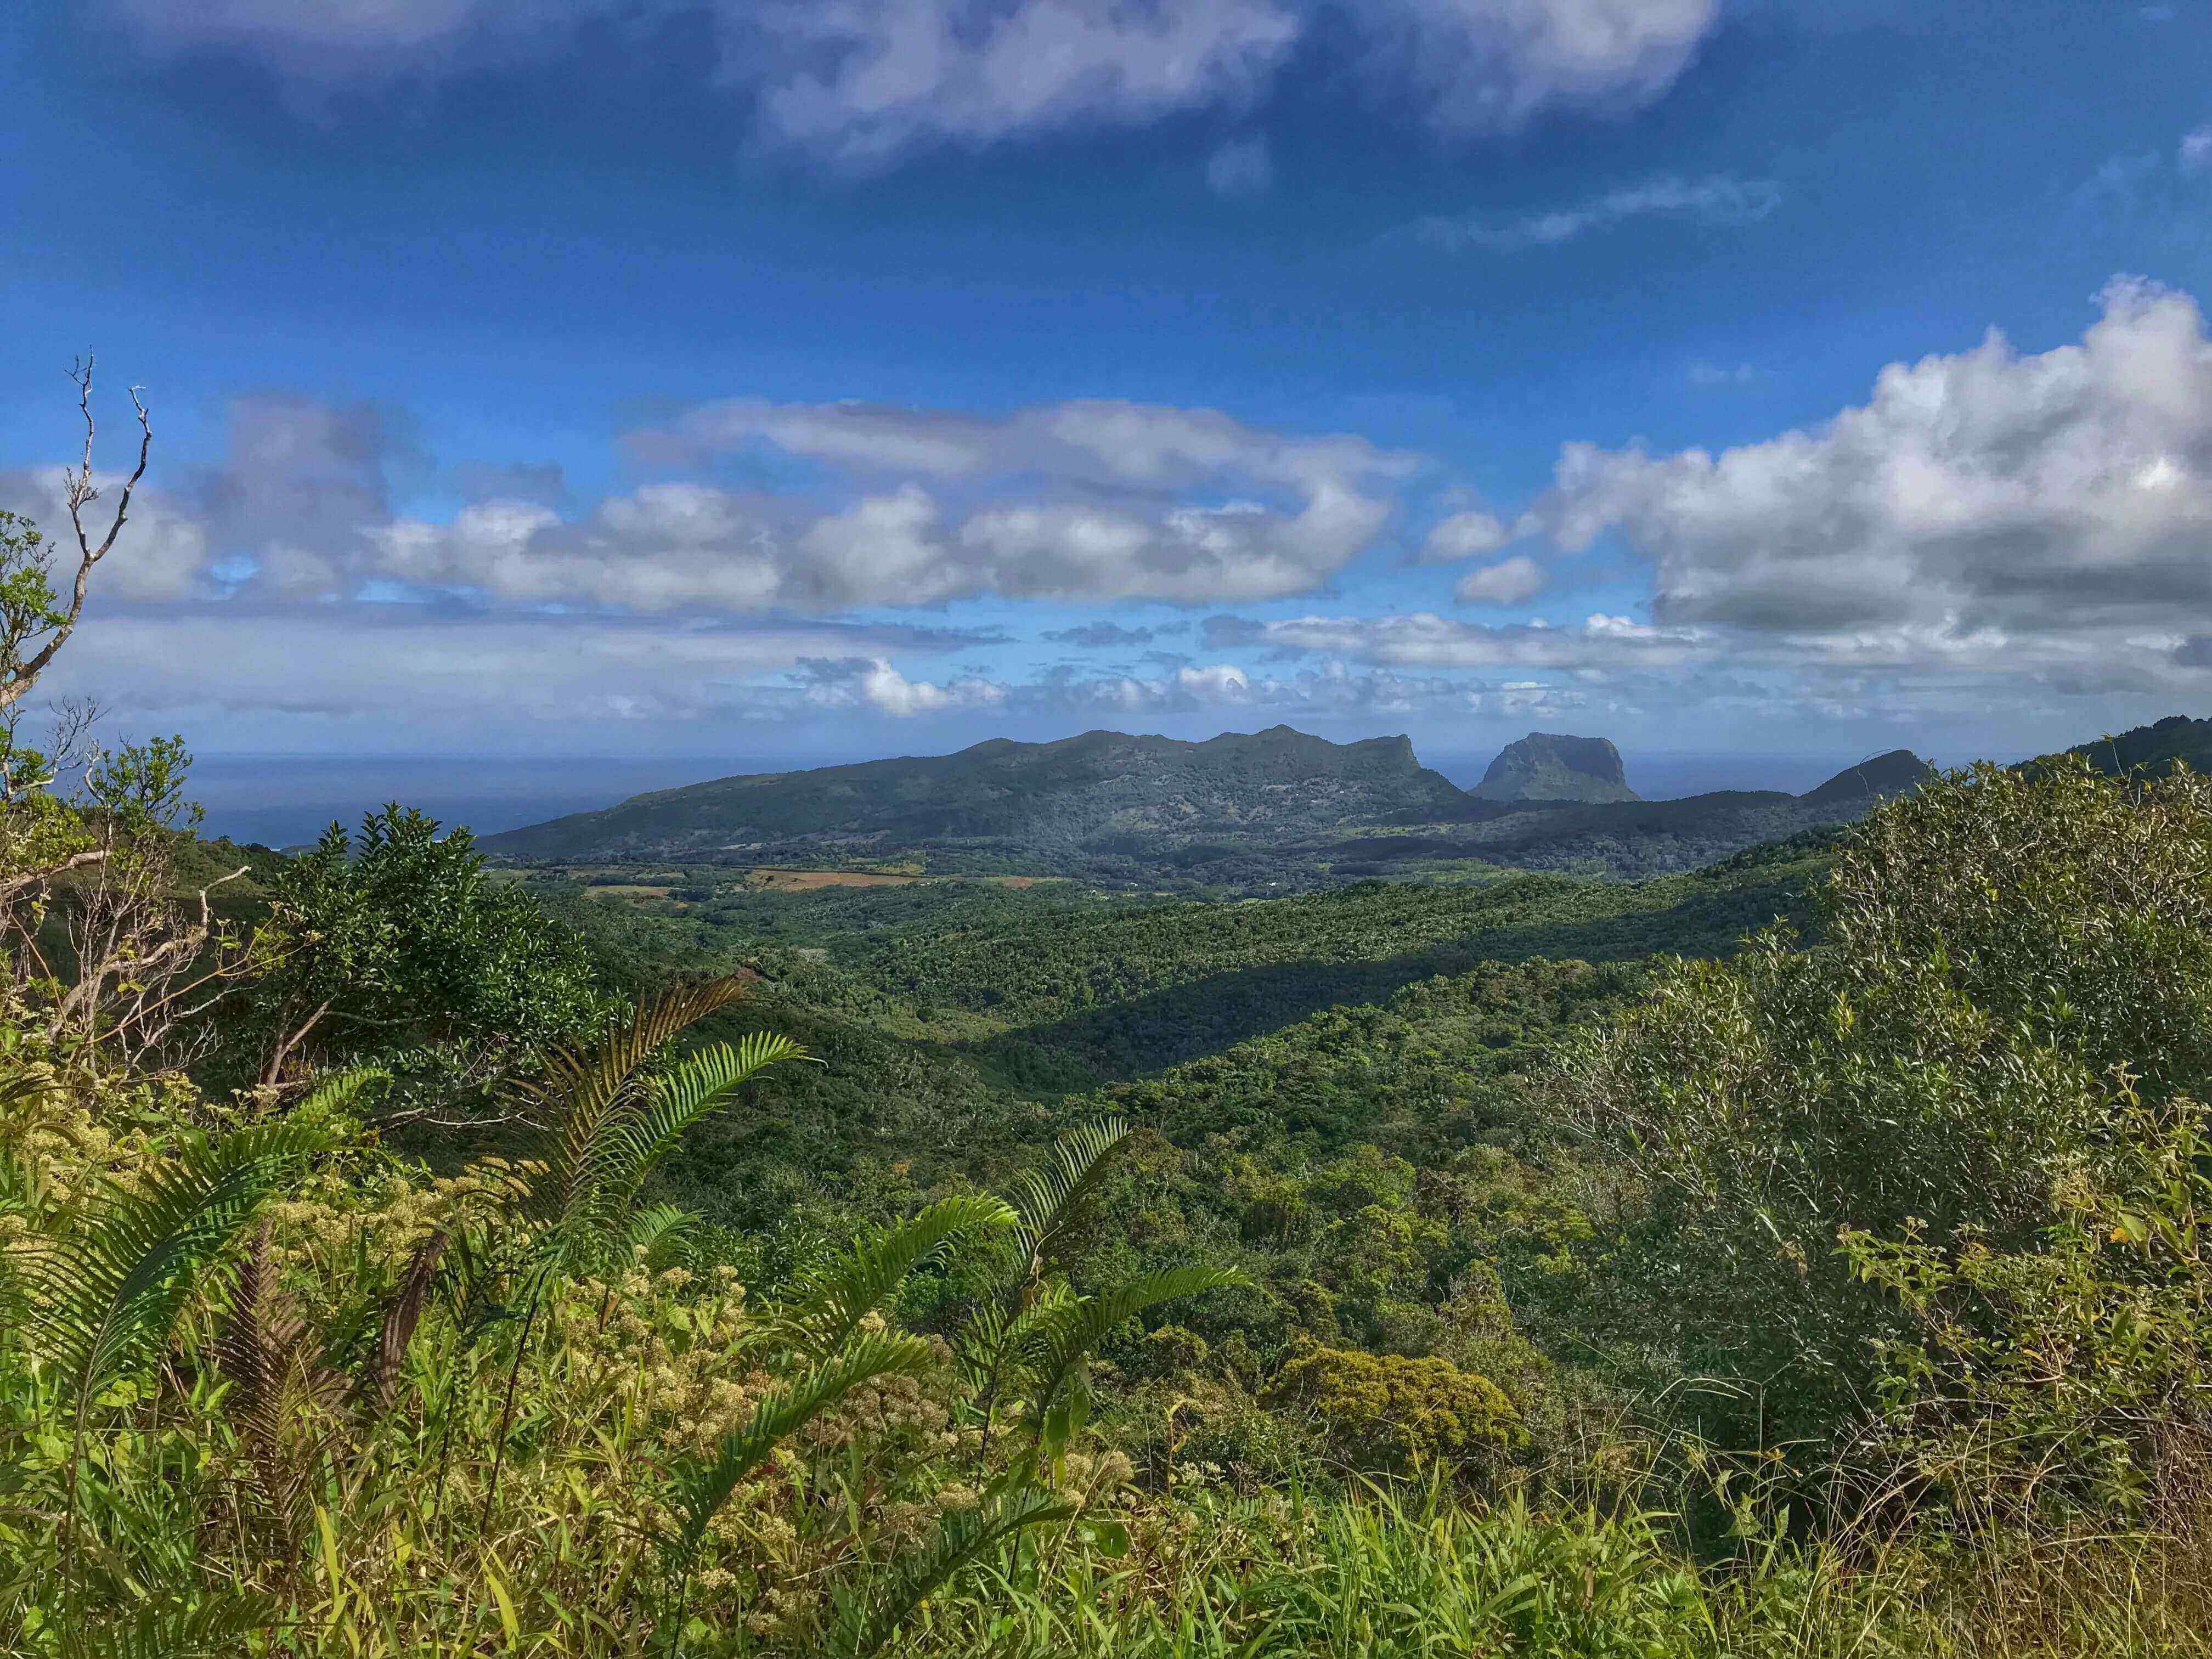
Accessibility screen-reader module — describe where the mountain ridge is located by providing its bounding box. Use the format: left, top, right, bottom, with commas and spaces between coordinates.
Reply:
483, 723, 1945, 884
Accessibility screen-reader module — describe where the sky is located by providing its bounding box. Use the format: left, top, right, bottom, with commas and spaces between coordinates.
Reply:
4, 0, 2212, 817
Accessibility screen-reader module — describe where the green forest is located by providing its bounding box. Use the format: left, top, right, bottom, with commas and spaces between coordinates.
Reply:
6, 487, 2212, 1655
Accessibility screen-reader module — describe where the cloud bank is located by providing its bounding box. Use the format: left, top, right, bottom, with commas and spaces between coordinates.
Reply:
106, 0, 1721, 165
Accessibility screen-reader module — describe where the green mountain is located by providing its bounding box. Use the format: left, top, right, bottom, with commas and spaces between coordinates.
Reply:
1470, 732, 1640, 803
482, 725, 1468, 866
2053, 714, 2212, 779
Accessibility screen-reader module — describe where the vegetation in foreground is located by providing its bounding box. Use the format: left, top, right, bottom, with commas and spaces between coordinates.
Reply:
1, 422, 2210, 1652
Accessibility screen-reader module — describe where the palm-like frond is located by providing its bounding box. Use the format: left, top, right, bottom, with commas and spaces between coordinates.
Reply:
837, 1485, 1077, 1659
520, 976, 759, 1224
953, 1280, 1073, 1392
216, 1226, 349, 1551
290, 1065, 388, 1127
574, 1032, 809, 1232
622, 1204, 698, 1273
664, 1332, 936, 1580
1025, 1266, 1246, 1431
18, 1116, 335, 1429
59, 1589, 285, 1658
1007, 1117, 1130, 1278
776, 1195, 1015, 1360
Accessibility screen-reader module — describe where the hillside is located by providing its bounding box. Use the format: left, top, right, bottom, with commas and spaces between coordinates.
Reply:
486, 725, 1936, 885
2051, 713, 2212, 779
482, 725, 1466, 867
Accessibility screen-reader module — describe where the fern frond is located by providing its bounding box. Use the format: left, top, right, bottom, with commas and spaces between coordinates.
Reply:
60, 1589, 285, 1658
19, 1117, 335, 1427
290, 1065, 388, 1127
1026, 1266, 1246, 1429
953, 1281, 1073, 1392
1008, 1117, 1130, 1277
216, 1225, 348, 1551
521, 977, 759, 1218
358, 1227, 449, 1419
622, 1205, 697, 1273
577, 1032, 809, 1228
776, 1195, 1015, 1361
664, 1332, 935, 1579
837, 1485, 1077, 1659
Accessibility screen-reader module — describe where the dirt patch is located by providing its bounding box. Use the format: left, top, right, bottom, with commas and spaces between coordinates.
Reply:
585, 884, 675, 900
744, 868, 924, 890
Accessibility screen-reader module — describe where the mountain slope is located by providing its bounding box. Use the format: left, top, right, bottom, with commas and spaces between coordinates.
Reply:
2052, 714, 2212, 780
483, 725, 1468, 865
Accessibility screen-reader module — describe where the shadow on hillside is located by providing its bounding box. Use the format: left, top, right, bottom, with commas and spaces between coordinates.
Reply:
961, 873, 1818, 1087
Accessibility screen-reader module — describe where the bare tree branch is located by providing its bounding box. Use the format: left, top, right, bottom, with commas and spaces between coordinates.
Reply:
2, 358, 151, 711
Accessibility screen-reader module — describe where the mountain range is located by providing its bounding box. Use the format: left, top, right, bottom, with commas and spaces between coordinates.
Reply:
481, 724, 1940, 885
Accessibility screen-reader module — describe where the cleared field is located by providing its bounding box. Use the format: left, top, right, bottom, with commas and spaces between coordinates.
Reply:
744, 867, 924, 890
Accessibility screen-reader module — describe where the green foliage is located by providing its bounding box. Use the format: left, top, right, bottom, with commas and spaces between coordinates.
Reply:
1564, 756, 2212, 1449
1842, 1101, 2212, 1527
1273, 1344, 1521, 1471
247, 805, 610, 1099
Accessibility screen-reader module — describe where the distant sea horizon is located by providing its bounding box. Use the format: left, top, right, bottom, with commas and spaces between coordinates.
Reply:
185, 744, 1915, 850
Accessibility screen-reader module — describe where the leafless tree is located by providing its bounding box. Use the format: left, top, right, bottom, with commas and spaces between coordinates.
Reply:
0, 357, 151, 712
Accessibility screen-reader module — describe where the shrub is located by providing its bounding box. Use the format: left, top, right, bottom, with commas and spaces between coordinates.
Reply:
1273, 1344, 1520, 1472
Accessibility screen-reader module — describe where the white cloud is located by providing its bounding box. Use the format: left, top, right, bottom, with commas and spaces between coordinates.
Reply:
1455, 554, 1545, 605
108, 0, 1719, 165
1525, 277, 2212, 662
1206, 135, 1274, 197
2183, 125, 2212, 173
1687, 360, 1763, 387
1176, 662, 1251, 699
1412, 172, 1780, 252
808, 659, 1008, 718
81, 392, 1417, 616
1419, 508, 1510, 560
1224, 610, 1705, 669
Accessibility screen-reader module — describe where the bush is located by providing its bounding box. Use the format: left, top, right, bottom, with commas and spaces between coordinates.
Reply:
1560, 757, 2212, 1448
1273, 1344, 1521, 1472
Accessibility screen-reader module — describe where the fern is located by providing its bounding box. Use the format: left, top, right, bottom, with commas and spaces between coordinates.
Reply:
775, 1195, 1015, 1361
1025, 1265, 1248, 1435
1007, 1117, 1130, 1281
518, 975, 759, 1234
357, 1226, 449, 1420
59, 1589, 285, 1658
17, 1115, 336, 1433
622, 1205, 698, 1274
837, 1485, 1077, 1659
215, 1226, 348, 1553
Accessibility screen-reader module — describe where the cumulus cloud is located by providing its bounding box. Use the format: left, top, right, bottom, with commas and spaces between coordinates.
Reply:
0, 468, 212, 602
76, 391, 1415, 616
1524, 278, 2212, 664
1454, 554, 1545, 605
799, 657, 1009, 717
107, 0, 1719, 165
1411, 172, 1779, 252
1419, 508, 1511, 560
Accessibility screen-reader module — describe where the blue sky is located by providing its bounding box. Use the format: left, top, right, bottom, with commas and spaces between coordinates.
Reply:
4, 0, 2211, 797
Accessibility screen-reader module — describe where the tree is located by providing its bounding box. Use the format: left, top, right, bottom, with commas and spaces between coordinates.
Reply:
0, 357, 149, 714
1560, 757, 2212, 1450
247, 805, 610, 1107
